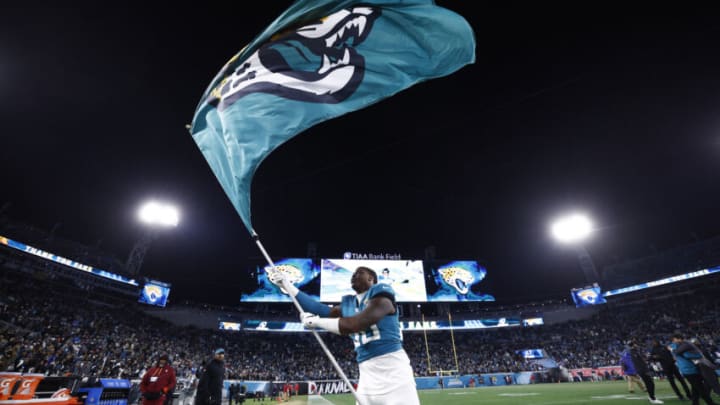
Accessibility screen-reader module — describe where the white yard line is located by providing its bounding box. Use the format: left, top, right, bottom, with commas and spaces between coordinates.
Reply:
307, 394, 337, 404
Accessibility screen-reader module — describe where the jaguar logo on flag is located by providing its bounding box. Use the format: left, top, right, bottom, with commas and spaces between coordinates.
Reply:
209, 7, 381, 110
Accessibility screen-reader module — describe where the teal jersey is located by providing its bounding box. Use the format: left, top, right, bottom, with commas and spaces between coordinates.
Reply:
341, 283, 403, 363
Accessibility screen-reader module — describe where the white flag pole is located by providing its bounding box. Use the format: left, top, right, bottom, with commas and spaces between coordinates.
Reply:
253, 234, 364, 405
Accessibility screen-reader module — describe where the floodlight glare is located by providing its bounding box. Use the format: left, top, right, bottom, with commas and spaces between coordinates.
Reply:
551, 213, 592, 243
138, 201, 179, 227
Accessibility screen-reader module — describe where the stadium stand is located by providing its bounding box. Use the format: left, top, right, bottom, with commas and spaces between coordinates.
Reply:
1, 254, 719, 382
1, 216, 719, 387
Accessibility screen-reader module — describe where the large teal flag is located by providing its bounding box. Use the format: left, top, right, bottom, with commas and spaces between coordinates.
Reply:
191, 0, 475, 235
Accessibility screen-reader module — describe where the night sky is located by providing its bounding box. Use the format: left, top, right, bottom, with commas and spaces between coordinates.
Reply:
2, 2, 719, 306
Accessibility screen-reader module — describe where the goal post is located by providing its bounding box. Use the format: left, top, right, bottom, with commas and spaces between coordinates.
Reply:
421, 312, 460, 375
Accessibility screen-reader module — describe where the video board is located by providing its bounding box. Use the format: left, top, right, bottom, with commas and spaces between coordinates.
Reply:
138, 279, 171, 307
219, 321, 242, 331
241, 317, 527, 332
570, 284, 607, 308
401, 317, 521, 331
243, 320, 308, 332
425, 260, 494, 302
517, 349, 545, 359
0, 235, 139, 286
603, 266, 720, 297
522, 317, 544, 326
319, 258, 426, 302
240, 258, 320, 302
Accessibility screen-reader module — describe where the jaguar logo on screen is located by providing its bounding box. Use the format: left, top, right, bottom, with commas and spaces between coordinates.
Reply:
577, 288, 599, 304
572, 286, 607, 307
242, 258, 319, 302
438, 267, 474, 295
428, 261, 495, 302
265, 264, 305, 285
143, 285, 164, 303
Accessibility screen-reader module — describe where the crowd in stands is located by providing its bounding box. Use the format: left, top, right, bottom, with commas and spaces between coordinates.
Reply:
1, 270, 719, 382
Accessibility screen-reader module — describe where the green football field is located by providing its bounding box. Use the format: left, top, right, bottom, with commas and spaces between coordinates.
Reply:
284, 380, 718, 404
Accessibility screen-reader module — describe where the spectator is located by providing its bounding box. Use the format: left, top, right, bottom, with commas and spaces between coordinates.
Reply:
620, 346, 646, 394
1, 268, 719, 385
651, 339, 691, 400
196, 349, 225, 405
140, 354, 176, 405
628, 341, 663, 404
670, 334, 717, 405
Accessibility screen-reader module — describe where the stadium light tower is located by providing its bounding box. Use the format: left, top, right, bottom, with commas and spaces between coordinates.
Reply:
550, 213, 599, 283
125, 201, 179, 276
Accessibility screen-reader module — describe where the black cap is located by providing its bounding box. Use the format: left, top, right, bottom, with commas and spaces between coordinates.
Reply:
159, 354, 169, 361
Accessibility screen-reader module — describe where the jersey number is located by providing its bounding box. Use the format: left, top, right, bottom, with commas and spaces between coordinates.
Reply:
351, 324, 381, 347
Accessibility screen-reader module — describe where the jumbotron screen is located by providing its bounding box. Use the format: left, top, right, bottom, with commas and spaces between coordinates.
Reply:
517, 349, 545, 359
240, 258, 320, 302
571, 284, 607, 308
218, 321, 241, 331
138, 279, 171, 307
240, 318, 527, 332
319, 258, 426, 302
425, 260, 495, 302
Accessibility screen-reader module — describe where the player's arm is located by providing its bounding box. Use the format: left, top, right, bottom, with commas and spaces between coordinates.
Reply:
338, 295, 394, 334
303, 295, 394, 335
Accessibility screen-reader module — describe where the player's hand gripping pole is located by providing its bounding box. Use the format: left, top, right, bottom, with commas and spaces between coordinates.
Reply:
253, 234, 364, 405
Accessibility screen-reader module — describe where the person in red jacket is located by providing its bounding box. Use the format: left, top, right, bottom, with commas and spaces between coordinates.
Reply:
140, 354, 177, 405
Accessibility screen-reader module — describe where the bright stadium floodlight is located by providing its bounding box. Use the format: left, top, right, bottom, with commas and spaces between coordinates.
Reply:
550, 212, 599, 283
138, 201, 179, 227
550, 213, 593, 244
126, 200, 179, 276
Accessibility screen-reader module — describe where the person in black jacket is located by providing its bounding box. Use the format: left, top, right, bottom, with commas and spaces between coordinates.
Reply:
671, 334, 717, 405
228, 384, 237, 405
690, 338, 720, 397
651, 339, 691, 400
628, 341, 663, 404
196, 348, 226, 405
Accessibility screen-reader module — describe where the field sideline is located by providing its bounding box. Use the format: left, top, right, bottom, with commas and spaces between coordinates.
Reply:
273, 380, 717, 404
